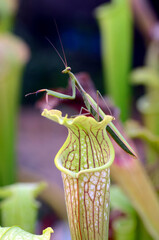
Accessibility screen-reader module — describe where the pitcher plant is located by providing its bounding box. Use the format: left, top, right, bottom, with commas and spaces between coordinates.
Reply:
42, 109, 115, 239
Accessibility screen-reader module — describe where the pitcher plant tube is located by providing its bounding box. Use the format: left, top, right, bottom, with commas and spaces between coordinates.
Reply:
42, 109, 115, 240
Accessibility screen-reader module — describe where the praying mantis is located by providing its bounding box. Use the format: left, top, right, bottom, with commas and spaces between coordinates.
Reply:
26, 27, 136, 157
26, 65, 137, 158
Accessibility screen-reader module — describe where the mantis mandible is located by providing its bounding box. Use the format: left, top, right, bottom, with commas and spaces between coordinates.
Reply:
26, 66, 137, 158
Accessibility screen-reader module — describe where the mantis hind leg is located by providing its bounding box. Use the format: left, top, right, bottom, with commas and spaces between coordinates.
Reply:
71, 107, 91, 118
79, 107, 93, 117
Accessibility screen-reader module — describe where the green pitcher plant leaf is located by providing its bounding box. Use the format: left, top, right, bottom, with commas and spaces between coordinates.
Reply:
0, 182, 46, 233
0, 34, 30, 186
95, 0, 133, 121
0, 226, 53, 239
130, 41, 159, 143
113, 218, 137, 240
0, 0, 18, 32
42, 109, 115, 240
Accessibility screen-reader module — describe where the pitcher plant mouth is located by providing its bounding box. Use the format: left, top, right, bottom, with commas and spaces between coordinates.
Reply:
42, 109, 115, 178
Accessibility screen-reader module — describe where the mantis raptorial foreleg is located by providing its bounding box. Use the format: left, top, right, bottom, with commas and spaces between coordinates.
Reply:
26, 66, 137, 158
26, 68, 76, 100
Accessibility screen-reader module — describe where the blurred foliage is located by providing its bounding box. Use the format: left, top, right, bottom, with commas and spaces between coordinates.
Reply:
0, 182, 46, 233
0, 34, 30, 186
0, 0, 30, 186
110, 186, 154, 240
0, 0, 18, 32
125, 120, 159, 155
95, 0, 132, 121
111, 130, 159, 239
110, 185, 137, 240
131, 41, 159, 164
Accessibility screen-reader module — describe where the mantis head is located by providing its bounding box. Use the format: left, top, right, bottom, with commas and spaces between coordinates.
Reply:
62, 66, 71, 74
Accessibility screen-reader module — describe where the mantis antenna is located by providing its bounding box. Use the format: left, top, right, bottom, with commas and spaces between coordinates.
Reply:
45, 37, 67, 68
